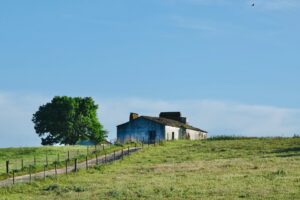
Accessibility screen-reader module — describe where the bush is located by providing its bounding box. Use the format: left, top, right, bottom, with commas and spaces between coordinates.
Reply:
207, 135, 248, 141
293, 134, 300, 138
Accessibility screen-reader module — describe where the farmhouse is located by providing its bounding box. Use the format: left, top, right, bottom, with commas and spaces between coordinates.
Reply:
117, 112, 207, 143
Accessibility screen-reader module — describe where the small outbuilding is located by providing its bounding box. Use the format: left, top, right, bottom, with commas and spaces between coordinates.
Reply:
117, 112, 207, 143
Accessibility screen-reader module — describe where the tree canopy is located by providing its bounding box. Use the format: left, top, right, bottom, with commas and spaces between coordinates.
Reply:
32, 96, 107, 145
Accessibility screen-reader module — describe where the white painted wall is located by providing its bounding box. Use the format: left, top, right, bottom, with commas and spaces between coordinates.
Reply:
165, 126, 180, 140
186, 129, 207, 140
164, 126, 207, 140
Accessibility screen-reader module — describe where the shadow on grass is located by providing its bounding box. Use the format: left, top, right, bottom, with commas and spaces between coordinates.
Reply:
275, 154, 300, 158
273, 147, 300, 153
272, 147, 300, 158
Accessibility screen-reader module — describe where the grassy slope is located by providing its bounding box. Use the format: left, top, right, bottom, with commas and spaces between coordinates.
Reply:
0, 145, 122, 180
0, 138, 300, 200
0, 146, 88, 171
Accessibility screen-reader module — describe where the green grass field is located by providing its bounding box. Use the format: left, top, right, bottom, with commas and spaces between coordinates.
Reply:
0, 144, 125, 181
0, 138, 300, 199
0, 146, 87, 172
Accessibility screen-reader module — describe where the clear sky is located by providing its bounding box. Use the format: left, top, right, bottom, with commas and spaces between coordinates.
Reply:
1, 0, 300, 147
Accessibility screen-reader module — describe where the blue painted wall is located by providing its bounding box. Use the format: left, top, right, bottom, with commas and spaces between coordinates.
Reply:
117, 117, 165, 143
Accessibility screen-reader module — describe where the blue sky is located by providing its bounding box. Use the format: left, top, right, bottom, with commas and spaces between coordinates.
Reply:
1, 0, 300, 147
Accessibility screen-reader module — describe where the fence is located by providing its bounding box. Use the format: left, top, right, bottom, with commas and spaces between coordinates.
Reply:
0, 139, 164, 187
0, 144, 116, 184
1, 144, 111, 176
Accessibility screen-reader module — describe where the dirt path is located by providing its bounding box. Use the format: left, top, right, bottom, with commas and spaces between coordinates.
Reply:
0, 147, 141, 187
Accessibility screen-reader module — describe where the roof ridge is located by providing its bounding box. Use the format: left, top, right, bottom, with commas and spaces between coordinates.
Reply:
117, 115, 207, 133
141, 116, 207, 133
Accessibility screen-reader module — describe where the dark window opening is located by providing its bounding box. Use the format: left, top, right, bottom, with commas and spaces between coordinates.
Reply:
172, 132, 175, 140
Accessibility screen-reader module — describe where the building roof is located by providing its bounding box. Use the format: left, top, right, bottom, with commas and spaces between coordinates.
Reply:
117, 115, 207, 133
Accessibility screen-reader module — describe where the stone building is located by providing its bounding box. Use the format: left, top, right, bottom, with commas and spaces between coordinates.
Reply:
117, 112, 207, 143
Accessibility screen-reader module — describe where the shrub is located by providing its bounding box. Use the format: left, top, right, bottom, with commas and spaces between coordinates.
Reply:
293, 134, 300, 138
207, 135, 248, 141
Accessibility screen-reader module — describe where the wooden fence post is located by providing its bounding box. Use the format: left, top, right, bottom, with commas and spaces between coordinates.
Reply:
128, 146, 130, 155
74, 158, 77, 172
44, 165, 46, 180
29, 165, 32, 183
96, 154, 98, 165
65, 160, 68, 175
86, 156, 88, 170
21, 159, 24, 170
55, 162, 57, 176
122, 149, 124, 160
12, 170, 15, 184
6, 160, 9, 174
34, 156, 36, 166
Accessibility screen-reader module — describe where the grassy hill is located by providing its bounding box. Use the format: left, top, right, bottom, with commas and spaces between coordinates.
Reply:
0, 138, 300, 199
0, 144, 123, 181
0, 146, 87, 173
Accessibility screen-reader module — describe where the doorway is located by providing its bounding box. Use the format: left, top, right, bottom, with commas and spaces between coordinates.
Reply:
148, 130, 156, 143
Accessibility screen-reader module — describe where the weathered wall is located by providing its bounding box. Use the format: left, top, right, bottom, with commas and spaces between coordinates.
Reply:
165, 126, 181, 140
186, 129, 207, 140
117, 118, 165, 143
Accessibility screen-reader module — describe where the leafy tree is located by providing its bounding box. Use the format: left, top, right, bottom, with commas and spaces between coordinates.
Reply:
32, 96, 107, 145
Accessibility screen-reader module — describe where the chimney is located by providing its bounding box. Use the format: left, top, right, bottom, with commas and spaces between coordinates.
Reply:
129, 113, 139, 121
159, 112, 186, 123
180, 117, 187, 124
